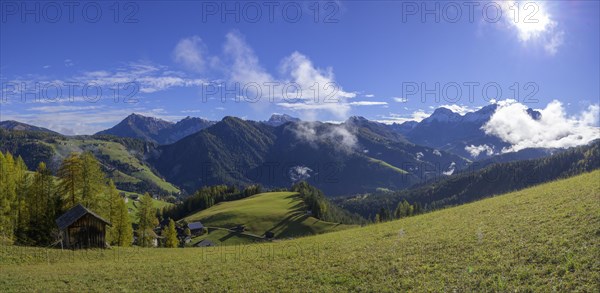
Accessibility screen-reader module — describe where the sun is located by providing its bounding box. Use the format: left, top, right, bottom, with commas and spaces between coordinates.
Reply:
501, 1, 556, 41
499, 1, 564, 55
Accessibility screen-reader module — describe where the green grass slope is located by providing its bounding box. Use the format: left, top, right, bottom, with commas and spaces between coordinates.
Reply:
183, 192, 351, 245
0, 129, 180, 195
367, 157, 408, 174
48, 138, 180, 195
1, 171, 599, 291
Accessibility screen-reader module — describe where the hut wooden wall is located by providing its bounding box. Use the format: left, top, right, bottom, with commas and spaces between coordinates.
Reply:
65, 214, 107, 249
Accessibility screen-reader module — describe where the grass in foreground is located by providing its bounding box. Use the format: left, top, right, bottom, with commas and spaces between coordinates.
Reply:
1, 171, 598, 291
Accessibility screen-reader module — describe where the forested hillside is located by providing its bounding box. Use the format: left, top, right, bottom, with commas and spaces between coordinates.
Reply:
335, 140, 600, 219
0, 129, 179, 197
150, 116, 468, 195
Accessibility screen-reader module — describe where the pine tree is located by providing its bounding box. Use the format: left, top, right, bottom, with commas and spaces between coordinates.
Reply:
395, 200, 414, 219
104, 180, 118, 243
164, 219, 179, 248
80, 152, 105, 211
28, 162, 59, 245
105, 180, 132, 246
13, 156, 30, 243
114, 197, 133, 247
378, 207, 390, 222
57, 153, 83, 209
137, 193, 158, 247
0, 152, 17, 243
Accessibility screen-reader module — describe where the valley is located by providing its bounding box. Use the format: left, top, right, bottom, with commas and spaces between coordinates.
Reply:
3, 4, 598, 291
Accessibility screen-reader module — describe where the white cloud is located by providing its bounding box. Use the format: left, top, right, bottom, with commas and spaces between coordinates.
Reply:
465, 144, 495, 158
277, 102, 350, 117
222, 32, 355, 120
2, 107, 181, 135
77, 62, 207, 94
439, 104, 481, 115
180, 109, 202, 113
411, 110, 430, 121
292, 121, 357, 153
289, 165, 312, 182
173, 36, 207, 72
376, 110, 431, 124
393, 97, 407, 103
4, 61, 208, 98
28, 105, 102, 113
224, 31, 273, 87
483, 100, 600, 152
443, 162, 456, 176
279, 51, 356, 119
349, 101, 388, 106
544, 30, 564, 56
416, 152, 424, 160
364, 94, 375, 98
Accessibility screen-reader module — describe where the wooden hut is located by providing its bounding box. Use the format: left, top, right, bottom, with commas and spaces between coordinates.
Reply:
56, 204, 111, 249
188, 221, 205, 235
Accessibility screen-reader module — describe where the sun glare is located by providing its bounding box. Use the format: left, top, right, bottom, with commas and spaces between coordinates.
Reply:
501, 1, 556, 41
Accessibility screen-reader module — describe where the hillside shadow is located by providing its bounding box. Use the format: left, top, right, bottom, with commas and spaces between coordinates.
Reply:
197, 213, 238, 228
264, 194, 312, 238
218, 231, 241, 242
217, 231, 263, 243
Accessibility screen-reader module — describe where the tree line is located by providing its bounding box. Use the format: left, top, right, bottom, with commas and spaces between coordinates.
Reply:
0, 151, 149, 247
291, 181, 367, 225
374, 200, 424, 223
335, 141, 600, 220
162, 184, 262, 220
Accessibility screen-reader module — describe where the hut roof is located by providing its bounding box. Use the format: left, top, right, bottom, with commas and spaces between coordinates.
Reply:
188, 222, 204, 230
56, 204, 111, 230
195, 239, 215, 247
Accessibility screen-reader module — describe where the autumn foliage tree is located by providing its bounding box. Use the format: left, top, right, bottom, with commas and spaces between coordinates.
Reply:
163, 218, 179, 248
137, 193, 158, 247
105, 180, 133, 247
0, 150, 135, 247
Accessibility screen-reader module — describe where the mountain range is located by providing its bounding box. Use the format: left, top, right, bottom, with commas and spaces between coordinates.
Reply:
1, 104, 563, 197
0, 120, 58, 134
94, 105, 545, 162
149, 115, 468, 195
96, 113, 215, 145
389, 104, 544, 159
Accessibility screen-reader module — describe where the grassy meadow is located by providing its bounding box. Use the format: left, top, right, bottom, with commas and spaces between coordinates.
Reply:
184, 191, 352, 245
1, 171, 598, 291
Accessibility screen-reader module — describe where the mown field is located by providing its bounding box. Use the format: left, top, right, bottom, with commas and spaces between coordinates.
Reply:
1, 171, 598, 291
184, 192, 351, 245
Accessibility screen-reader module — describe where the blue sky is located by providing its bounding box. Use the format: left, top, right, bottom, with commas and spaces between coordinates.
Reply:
1, 0, 599, 134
